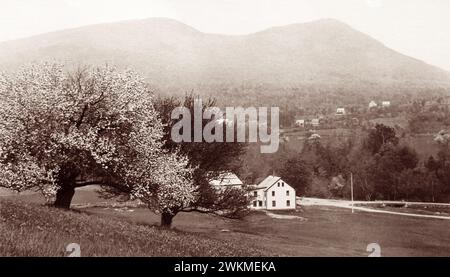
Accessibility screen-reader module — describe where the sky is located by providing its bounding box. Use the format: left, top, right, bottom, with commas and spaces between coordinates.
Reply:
0, 0, 449, 71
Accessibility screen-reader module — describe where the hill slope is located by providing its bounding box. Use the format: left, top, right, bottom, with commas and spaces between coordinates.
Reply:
0, 199, 264, 257
1, 18, 449, 89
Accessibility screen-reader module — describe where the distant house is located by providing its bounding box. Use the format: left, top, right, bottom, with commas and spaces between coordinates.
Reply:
336, 108, 346, 115
369, 101, 378, 109
295, 116, 322, 128
249, 176, 296, 210
382, 101, 391, 108
311, 118, 320, 127
295, 119, 305, 127
210, 173, 243, 190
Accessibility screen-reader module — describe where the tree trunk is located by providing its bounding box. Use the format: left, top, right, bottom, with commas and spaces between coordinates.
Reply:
54, 185, 75, 209
160, 212, 175, 228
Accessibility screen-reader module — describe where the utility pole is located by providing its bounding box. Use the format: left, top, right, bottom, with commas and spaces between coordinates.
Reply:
351, 172, 354, 214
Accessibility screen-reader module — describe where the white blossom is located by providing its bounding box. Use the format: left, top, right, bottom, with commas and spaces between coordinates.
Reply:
0, 63, 196, 212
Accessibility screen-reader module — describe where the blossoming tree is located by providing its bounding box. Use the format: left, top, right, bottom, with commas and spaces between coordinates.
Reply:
153, 94, 251, 224
0, 63, 196, 226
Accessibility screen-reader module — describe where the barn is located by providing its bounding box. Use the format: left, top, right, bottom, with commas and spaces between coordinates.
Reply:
250, 176, 296, 210
209, 173, 244, 189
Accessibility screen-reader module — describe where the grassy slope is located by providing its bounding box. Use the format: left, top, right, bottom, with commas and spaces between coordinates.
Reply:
0, 199, 266, 257
2, 190, 450, 257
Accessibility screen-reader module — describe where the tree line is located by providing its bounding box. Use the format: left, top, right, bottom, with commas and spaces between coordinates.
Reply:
267, 125, 450, 202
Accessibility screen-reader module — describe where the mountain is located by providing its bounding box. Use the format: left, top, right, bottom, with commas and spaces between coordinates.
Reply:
1, 17, 450, 90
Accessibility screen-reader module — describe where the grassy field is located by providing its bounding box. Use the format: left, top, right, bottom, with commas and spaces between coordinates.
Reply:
2, 189, 450, 257
85, 205, 450, 257
280, 126, 439, 160
0, 199, 266, 257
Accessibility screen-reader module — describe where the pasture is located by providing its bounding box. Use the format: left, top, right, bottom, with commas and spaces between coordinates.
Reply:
1, 188, 450, 257
84, 205, 450, 257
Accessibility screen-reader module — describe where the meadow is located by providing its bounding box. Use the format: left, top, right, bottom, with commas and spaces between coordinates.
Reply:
2, 188, 450, 257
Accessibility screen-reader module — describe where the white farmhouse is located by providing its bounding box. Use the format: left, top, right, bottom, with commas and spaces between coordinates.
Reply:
249, 176, 296, 210
369, 101, 378, 109
382, 101, 391, 108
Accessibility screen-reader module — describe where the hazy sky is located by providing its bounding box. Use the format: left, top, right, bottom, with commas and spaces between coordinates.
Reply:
1, 0, 449, 71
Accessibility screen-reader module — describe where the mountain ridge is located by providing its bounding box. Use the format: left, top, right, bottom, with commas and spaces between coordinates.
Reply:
1, 17, 449, 91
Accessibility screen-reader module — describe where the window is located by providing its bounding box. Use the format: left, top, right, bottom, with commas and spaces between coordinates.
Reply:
286, 190, 289, 196
253, 191, 257, 197
272, 201, 276, 207
282, 183, 284, 187
258, 201, 263, 207
277, 182, 280, 187
272, 191, 275, 197
287, 200, 290, 207
253, 201, 257, 207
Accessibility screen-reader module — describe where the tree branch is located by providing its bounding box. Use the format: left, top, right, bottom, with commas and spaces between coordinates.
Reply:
75, 104, 89, 128
74, 180, 102, 188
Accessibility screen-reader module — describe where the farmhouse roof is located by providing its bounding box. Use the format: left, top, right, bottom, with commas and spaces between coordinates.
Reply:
210, 173, 243, 187
255, 175, 281, 191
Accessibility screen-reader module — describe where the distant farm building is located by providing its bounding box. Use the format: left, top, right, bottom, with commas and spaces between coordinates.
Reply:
336, 108, 346, 115
250, 176, 296, 210
369, 101, 378, 109
295, 119, 305, 127
210, 173, 243, 190
382, 101, 391, 108
295, 117, 321, 128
